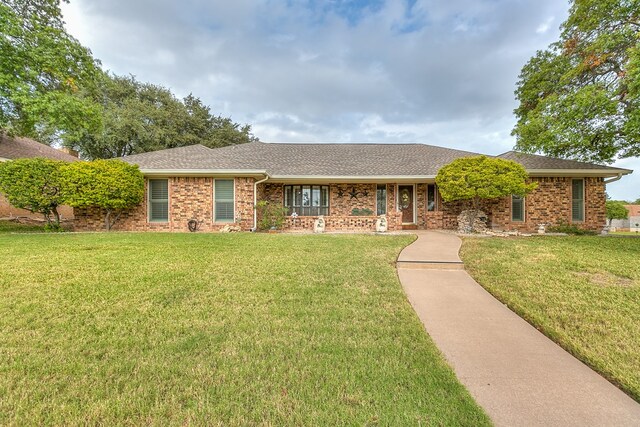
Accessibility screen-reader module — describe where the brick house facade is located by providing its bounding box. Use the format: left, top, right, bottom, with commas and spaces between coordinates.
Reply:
71, 143, 630, 233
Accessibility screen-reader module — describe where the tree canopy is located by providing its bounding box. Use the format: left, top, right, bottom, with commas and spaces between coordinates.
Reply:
0, 157, 66, 226
512, 0, 640, 163
69, 74, 258, 159
435, 156, 537, 208
62, 159, 144, 230
605, 200, 629, 224
0, 0, 102, 144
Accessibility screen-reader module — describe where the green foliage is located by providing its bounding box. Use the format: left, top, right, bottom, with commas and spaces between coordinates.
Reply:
0, 158, 66, 224
513, 0, 640, 163
62, 159, 144, 230
0, 0, 102, 144
606, 200, 629, 224
351, 208, 374, 216
255, 201, 288, 230
547, 221, 598, 235
70, 74, 258, 159
435, 156, 537, 207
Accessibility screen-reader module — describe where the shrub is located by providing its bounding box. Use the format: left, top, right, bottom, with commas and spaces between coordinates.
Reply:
547, 221, 597, 235
255, 201, 288, 230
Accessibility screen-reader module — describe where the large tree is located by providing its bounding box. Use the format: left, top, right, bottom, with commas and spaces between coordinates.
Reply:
69, 74, 258, 159
0, 0, 102, 144
0, 158, 66, 226
513, 0, 640, 163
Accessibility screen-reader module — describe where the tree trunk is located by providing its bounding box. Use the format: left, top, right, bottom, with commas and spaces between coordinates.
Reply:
51, 206, 60, 226
105, 209, 112, 231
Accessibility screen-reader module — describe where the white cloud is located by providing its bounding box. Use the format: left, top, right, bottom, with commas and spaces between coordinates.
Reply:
59, 0, 638, 200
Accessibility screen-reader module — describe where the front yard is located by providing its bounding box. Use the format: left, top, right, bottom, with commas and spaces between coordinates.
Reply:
461, 236, 640, 402
0, 232, 489, 425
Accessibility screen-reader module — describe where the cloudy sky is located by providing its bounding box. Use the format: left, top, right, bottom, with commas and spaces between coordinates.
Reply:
61, 0, 638, 200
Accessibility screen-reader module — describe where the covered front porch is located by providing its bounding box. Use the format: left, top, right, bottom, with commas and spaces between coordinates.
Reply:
257, 181, 443, 232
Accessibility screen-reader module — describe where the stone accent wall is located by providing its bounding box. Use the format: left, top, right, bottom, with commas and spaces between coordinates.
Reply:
0, 193, 74, 220
74, 177, 255, 232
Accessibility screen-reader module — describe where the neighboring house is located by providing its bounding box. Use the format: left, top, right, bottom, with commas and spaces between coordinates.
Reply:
610, 205, 640, 231
73, 142, 632, 233
628, 205, 640, 232
0, 133, 79, 220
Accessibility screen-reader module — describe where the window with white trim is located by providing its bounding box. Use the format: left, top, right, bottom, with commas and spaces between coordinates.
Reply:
572, 179, 584, 222
214, 179, 235, 222
148, 179, 169, 222
511, 195, 525, 222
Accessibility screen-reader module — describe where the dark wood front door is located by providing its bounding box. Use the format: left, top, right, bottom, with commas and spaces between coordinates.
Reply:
398, 185, 414, 223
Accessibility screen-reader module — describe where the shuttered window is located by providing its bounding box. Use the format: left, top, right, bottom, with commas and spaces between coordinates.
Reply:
215, 179, 235, 222
512, 195, 525, 222
149, 179, 169, 222
572, 179, 584, 222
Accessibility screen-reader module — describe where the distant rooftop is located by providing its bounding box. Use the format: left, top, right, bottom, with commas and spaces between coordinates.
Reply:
0, 133, 79, 162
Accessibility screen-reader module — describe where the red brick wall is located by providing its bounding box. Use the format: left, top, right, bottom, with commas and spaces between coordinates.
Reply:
0, 193, 74, 220
426, 177, 606, 232
73, 176, 607, 233
74, 177, 255, 232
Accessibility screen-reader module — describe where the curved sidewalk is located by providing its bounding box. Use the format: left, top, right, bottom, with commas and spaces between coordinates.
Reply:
397, 231, 640, 426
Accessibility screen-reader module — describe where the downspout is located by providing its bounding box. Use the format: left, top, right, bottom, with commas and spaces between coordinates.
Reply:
252, 174, 270, 231
604, 173, 623, 184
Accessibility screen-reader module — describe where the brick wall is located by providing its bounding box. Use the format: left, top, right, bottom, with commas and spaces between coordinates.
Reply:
0, 193, 74, 220
73, 176, 607, 233
74, 177, 255, 232
428, 177, 606, 232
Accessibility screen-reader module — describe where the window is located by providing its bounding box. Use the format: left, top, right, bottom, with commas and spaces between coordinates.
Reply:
572, 179, 584, 222
512, 195, 525, 222
215, 179, 235, 222
376, 184, 387, 215
427, 184, 437, 212
284, 185, 329, 216
149, 179, 169, 222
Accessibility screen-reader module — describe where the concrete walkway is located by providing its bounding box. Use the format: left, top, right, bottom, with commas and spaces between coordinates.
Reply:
397, 231, 640, 426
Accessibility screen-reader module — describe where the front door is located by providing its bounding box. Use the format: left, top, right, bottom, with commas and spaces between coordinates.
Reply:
398, 185, 414, 223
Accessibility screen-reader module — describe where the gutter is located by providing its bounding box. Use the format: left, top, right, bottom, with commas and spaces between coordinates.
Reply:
604, 173, 624, 184
252, 174, 270, 231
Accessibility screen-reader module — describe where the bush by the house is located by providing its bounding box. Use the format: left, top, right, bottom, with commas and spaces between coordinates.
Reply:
351, 208, 374, 216
0, 158, 66, 230
255, 200, 288, 230
62, 160, 144, 231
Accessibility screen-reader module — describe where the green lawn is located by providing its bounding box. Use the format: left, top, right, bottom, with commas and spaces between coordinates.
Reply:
0, 233, 489, 426
461, 236, 640, 401
0, 219, 48, 233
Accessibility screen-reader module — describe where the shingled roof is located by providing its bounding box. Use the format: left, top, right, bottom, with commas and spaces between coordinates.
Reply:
0, 133, 79, 162
122, 142, 632, 178
497, 151, 625, 171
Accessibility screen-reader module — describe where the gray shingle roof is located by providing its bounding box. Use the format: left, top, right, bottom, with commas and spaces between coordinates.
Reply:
121, 142, 632, 177
0, 133, 79, 162
497, 151, 626, 171
123, 142, 484, 176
